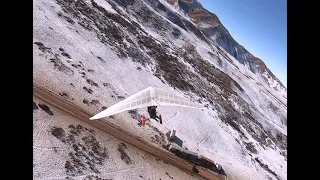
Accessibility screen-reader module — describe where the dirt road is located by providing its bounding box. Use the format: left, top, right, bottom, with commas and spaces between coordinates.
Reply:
33, 84, 225, 180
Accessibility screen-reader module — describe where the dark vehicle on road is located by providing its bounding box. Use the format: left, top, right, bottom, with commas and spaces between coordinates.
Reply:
168, 143, 227, 176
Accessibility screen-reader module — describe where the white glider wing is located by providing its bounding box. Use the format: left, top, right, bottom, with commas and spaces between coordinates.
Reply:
90, 86, 203, 120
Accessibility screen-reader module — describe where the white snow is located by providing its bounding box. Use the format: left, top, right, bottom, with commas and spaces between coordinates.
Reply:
158, 0, 187, 18
93, 0, 118, 14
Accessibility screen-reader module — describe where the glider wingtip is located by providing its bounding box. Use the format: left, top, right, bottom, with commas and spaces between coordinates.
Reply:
90, 113, 109, 120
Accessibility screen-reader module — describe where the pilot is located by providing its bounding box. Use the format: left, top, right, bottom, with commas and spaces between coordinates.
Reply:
147, 106, 161, 122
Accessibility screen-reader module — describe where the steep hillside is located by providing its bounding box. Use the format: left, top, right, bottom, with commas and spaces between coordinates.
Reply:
33, 0, 287, 179
171, 0, 286, 96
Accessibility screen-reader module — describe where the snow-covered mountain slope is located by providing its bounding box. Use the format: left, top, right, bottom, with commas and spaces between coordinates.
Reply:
33, 98, 200, 180
33, 0, 287, 179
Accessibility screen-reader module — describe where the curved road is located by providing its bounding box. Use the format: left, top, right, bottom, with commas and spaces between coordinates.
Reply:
33, 84, 225, 180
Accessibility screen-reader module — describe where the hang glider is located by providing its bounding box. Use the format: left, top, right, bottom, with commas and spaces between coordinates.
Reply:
90, 86, 204, 120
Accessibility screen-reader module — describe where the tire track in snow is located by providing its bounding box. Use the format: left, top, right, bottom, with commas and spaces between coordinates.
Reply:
33, 146, 70, 152
164, 111, 179, 125
45, 166, 151, 180
33, 113, 56, 145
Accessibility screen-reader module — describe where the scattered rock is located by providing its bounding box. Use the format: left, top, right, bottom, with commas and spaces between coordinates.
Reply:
117, 96, 125, 100
38, 103, 54, 115
192, 166, 199, 174
86, 79, 99, 87
61, 52, 71, 59
52, 125, 108, 177
83, 86, 93, 94
97, 56, 105, 63
51, 127, 65, 139
90, 99, 100, 105
150, 135, 162, 145
53, 147, 58, 152
103, 83, 110, 87
112, 91, 118, 95
51, 127, 74, 144
34, 42, 51, 53
59, 47, 71, 59
117, 143, 132, 165
165, 172, 174, 179
244, 142, 257, 154
59, 92, 69, 99
101, 106, 107, 111
254, 158, 280, 180
172, 27, 181, 39
128, 110, 138, 119
57, 11, 75, 24
83, 99, 90, 106
49, 54, 74, 76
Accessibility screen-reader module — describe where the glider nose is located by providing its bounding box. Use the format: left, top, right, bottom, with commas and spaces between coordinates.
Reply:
89, 114, 102, 120
89, 116, 97, 120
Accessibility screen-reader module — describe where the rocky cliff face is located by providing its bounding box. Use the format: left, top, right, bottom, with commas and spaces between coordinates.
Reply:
172, 0, 286, 95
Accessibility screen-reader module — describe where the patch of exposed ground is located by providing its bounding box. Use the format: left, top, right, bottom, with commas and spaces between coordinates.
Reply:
244, 142, 257, 154
86, 78, 99, 87
34, 42, 52, 53
146, 124, 167, 147
254, 157, 280, 180
34, 41, 75, 75
128, 109, 140, 120
38, 103, 54, 115
83, 99, 100, 106
117, 142, 133, 165
83, 86, 94, 94
50, 56, 75, 75
58, 47, 72, 59
50, 124, 108, 177
59, 92, 73, 100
